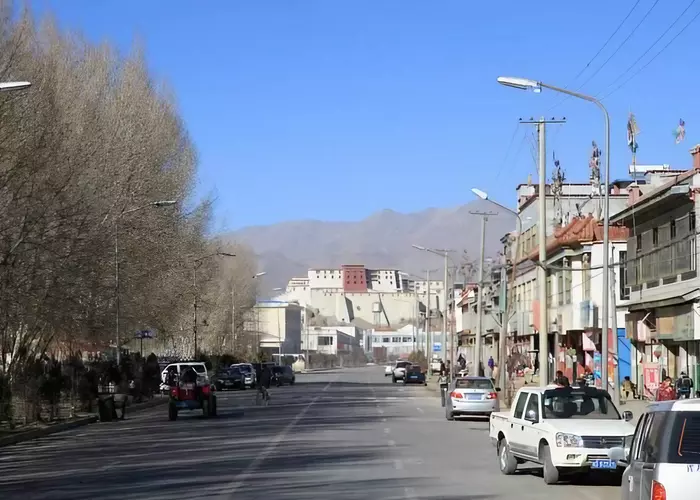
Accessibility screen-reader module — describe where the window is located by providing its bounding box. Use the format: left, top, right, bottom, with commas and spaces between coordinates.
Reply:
564, 259, 572, 304
669, 412, 700, 463
524, 394, 540, 421
513, 392, 528, 419
671, 219, 677, 239
541, 387, 621, 420
382, 337, 390, 343
619, 251, 629, 300
653, 228, 659, 246
692, 212, 697, 232
582, 255, 591, 301
557, 265, 564, 306
455, 378, 494, 390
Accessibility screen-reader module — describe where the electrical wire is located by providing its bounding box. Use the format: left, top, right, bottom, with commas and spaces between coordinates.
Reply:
599, 0, 696, 96
600, 7, 700, 100
494, 123, 522, 181
547, 0, 660, 112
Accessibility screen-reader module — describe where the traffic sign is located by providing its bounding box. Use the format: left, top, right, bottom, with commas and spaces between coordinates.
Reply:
433, 342, 441, 352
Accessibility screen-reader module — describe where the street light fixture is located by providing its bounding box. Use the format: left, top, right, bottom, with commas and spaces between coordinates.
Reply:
498, 74, 611, 391
114, 199, 179, 364
0, 81, 31, 92
412, 244, 454, 379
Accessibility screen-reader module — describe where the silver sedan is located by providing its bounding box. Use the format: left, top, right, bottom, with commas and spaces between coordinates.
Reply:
445, 376, 500, 420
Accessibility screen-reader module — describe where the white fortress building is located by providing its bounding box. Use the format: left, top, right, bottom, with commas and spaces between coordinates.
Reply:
275, 264, 445, 331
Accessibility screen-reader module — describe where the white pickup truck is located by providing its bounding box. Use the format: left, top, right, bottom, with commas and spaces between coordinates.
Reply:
489, 385, 635, 485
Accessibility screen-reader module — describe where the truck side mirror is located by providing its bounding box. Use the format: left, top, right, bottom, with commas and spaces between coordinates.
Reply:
525, 409, 538, 422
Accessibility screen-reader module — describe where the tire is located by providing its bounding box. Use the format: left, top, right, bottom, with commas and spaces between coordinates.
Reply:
216, 383, 222, 392
541, 445, 560, 485
446, 410, 455, 421
498, 439, 518, 475
290, 377, 295, 385
168, 402, 178, 421
210, 396, 217, 417
202, 399, 210, 418
392, 376, 397, 384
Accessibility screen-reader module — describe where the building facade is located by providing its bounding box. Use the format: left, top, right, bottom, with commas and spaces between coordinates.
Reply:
613, 147, 700, 397
253, 300, 303, 355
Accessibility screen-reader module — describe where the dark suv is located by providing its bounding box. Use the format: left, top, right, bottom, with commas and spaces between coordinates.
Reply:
272, 365, 296, 386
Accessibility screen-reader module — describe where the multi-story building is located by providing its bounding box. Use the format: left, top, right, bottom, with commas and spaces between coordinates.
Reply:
278, 264, 445, 329
252, 300, 303, 355
612, 147, 700, 396
302, 326, 363, 356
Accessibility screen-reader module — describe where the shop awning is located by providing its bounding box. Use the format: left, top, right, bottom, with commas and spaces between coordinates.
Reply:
627, 288, 700, 312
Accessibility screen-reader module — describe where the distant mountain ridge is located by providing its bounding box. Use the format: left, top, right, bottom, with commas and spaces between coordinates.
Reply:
230, 201, 515, 292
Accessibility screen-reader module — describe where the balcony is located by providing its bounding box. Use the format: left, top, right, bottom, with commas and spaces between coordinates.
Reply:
628, 235, 696, 294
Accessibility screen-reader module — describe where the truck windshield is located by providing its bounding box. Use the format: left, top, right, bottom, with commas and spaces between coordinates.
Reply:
542, 387, 621, 420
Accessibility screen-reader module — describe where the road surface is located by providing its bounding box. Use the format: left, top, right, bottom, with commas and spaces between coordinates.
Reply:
0, 367, 621, 499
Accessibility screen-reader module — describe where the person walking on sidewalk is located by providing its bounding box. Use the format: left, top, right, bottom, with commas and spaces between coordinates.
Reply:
438, 363, 449, 407
487, 356, 495, 378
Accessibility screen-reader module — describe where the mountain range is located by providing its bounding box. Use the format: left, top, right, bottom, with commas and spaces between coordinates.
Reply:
230, 200, 516, 293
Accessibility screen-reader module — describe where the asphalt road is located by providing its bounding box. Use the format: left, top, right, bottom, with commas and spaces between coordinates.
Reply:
0, 367, 622, 499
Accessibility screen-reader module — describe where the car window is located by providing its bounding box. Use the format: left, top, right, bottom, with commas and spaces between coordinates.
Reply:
184, 364, 206, 373
455, 378, 493, 390
396, 361, 411, 368
639, 411, 671, 464
513, 392, 528, 419
629, 413, 649, 462
524, 394, 540, 421
666, 412, 700, 463
542, 387, 620, 420
238, 365, 252, 373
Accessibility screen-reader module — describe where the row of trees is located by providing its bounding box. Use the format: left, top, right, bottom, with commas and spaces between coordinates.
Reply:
0, 5, 259, 392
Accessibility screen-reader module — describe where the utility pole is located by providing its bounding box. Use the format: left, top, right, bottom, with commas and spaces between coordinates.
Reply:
610, 254, 620, 405
426, 269, 431, 378
520, 117, 565, 384
413, 286, 418, 353
469, 210, 497, 376
498, 264, 507, 389
442, 252, 449, 370
231, 285, 236, 352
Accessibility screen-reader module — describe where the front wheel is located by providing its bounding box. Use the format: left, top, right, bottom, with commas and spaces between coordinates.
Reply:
168, 402, 178, 421
498, 440, 518, 475
541, 445, 560, 485
290, 377, 295, 385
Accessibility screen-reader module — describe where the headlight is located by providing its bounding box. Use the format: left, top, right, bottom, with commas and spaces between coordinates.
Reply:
555, 432, 583, 448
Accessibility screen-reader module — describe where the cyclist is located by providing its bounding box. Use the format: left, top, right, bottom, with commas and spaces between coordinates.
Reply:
257, 364, 272, 404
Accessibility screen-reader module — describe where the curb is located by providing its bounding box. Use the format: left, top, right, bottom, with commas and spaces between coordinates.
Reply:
0, 396, 168, 448
299, 368, 337, 373
0, 416, 98, 448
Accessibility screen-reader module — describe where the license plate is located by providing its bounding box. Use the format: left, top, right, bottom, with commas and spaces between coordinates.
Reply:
225, 381, 233, 385
591, 459, 617, 469
468, 394, 482, 400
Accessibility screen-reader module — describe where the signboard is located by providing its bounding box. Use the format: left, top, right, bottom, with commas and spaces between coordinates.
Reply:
433, 342, 441, 352
642, 363, 660, 400
134, 329, 154, 339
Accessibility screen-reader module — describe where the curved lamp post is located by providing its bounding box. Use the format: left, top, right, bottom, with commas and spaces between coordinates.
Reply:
497, 76, 611, 392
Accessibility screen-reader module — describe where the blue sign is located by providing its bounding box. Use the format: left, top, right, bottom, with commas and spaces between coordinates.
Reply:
135, 329, 154, 339
433, 342, 441, 352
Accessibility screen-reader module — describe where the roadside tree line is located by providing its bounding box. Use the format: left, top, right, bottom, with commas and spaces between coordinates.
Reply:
0, 5, 259, 391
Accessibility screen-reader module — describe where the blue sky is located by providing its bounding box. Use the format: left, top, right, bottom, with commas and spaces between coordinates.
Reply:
32, 1, 700, 231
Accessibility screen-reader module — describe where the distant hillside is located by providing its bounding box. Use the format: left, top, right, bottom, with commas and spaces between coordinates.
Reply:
229, 201, 515, 292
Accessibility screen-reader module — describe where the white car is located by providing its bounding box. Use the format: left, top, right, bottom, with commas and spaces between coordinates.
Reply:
384, 364, 393, 377
391, 361, 412, 383
160, 362, 208, 392
489, 385, 635, 484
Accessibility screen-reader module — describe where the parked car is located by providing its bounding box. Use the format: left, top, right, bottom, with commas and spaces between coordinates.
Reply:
609, 398, 700, 500
403, 365, 426, 385
384, 364, 394, 377
214, 367, 245, 391
231, 363, 256, 388
391, 360, 412, 383
446, 376, 499, 420
490, 385, 635, 485
430, 358, 442, 375
272, 365, 296, 386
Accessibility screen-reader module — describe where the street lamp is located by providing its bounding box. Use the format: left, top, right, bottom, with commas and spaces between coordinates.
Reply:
0, 81, 31, 92
498, 75, 611, 390
114, 200, 178, 364
192, 252, 236, 357
471, 188, 528, 397
412, 245, 454, 379
232, 271, 266, 355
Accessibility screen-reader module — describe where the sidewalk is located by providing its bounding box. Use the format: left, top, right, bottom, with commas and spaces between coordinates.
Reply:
0, 394, 168, 448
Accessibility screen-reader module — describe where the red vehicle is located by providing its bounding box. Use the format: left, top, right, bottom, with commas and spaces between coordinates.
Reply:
168, 370, 217, 421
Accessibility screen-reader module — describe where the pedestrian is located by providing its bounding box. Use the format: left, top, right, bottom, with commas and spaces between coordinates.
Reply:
439, 363, 449, 407
487, 356, 495, 378
676, 372, 693, 399
621, 376, 633, 403
555, 370, 570, 387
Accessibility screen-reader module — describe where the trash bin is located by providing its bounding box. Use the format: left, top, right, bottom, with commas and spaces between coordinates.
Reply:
98, 395, 115, 422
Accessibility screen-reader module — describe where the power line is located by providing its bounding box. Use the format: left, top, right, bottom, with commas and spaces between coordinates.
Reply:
599, 0, 696, 95
601, 7, 700, 100
547, 0, 659, 112
568, 0, 642, 85
494, 122, 522, 181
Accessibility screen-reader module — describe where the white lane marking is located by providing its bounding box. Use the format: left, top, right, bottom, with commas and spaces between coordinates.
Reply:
388, 440, 396, 447
416, 407, 424, 413
384, 427, 391, 434
381, 418, 387, 422
394, 459, 404, 470
225, 380, 332, 496
404, 486, 418, 500
378, 408, 384, 414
